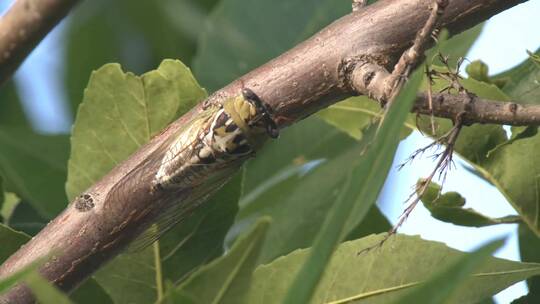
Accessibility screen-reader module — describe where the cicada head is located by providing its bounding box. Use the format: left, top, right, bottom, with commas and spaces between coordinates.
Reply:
241, 88, 279, 138
213, 88, 279, 156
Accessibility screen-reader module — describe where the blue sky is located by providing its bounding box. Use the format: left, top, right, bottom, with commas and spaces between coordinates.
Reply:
2, 0, 540, 303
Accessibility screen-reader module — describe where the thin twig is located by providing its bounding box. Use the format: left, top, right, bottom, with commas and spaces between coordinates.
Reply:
393, 112, 464, 233
384, 0, 449, 102
425, 65, 437, 134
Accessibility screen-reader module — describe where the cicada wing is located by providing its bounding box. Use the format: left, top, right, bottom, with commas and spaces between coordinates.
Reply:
106, 109, 216, 207
126, 161, 242, 252
103, 109, 217, 250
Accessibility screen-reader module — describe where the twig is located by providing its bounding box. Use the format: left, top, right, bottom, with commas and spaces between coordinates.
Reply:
384, 0, 448, 103
0, 0, 80, 85
412, 92, 540, 125
393, 111, 464, 233
425, 65, 437, 134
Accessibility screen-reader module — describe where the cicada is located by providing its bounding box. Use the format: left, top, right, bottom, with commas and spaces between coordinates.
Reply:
106, 88, 278, 250
153, 88, 278, 192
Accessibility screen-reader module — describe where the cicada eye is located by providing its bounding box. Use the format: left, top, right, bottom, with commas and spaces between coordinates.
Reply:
241, 88, 259, 103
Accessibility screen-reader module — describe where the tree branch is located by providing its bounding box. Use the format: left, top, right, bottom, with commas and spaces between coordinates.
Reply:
414, 92, 540, 126
0, 0, 79, 85
0, 0, 533, 303
348, 57, 540, 126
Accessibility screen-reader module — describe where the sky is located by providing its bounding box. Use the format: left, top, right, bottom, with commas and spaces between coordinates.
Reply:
2, 0, 540, 303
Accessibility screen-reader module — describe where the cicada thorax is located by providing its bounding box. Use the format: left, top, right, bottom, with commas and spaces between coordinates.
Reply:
153, 89, 278, 191
213, 97, 264, 154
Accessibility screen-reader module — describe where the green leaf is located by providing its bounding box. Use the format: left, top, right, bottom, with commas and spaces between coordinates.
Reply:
434, 23, 484, 68
163, 218, 270, 304
93, 248, 159, 304
245, 234, 540, 304
0, 80, 30, 128
316, 97, 416, 141
518, 224, 540, 300
392, 239, 503, 304
66, 59, 206, 200
160, 286, 197, 304
419, 180, 521, 227
476, 130, 540, 235
24, 272, 73, 304
493, 47, 540, 103
64, 0, 215, 114
193, 0, 350, 91
0, 176, 3, 207
7, 200, 47, 236
0, 175, 19, 225
344, 205, 391, 242
282, 68, 423, 304
0, 223, 29, 264
70, 278, 114, 304
316, 97, 376, 140
228, 116, 391, 264
242, 116, 358, 194
466, 60, 491, 83
0, 165, 21, 225
0, 192, 19, 225
159, 173, 241, 285
0, 128, 69, 218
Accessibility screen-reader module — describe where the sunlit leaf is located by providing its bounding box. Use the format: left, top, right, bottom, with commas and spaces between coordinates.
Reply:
244, 234, 540, 304
392, 239, 503, 304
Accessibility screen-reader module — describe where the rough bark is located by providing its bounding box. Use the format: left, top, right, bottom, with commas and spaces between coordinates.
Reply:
0, 0, 531, 303
413, 92, 540, 125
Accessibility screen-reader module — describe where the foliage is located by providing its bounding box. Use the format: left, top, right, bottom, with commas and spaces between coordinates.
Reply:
0, 0, 539, 303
